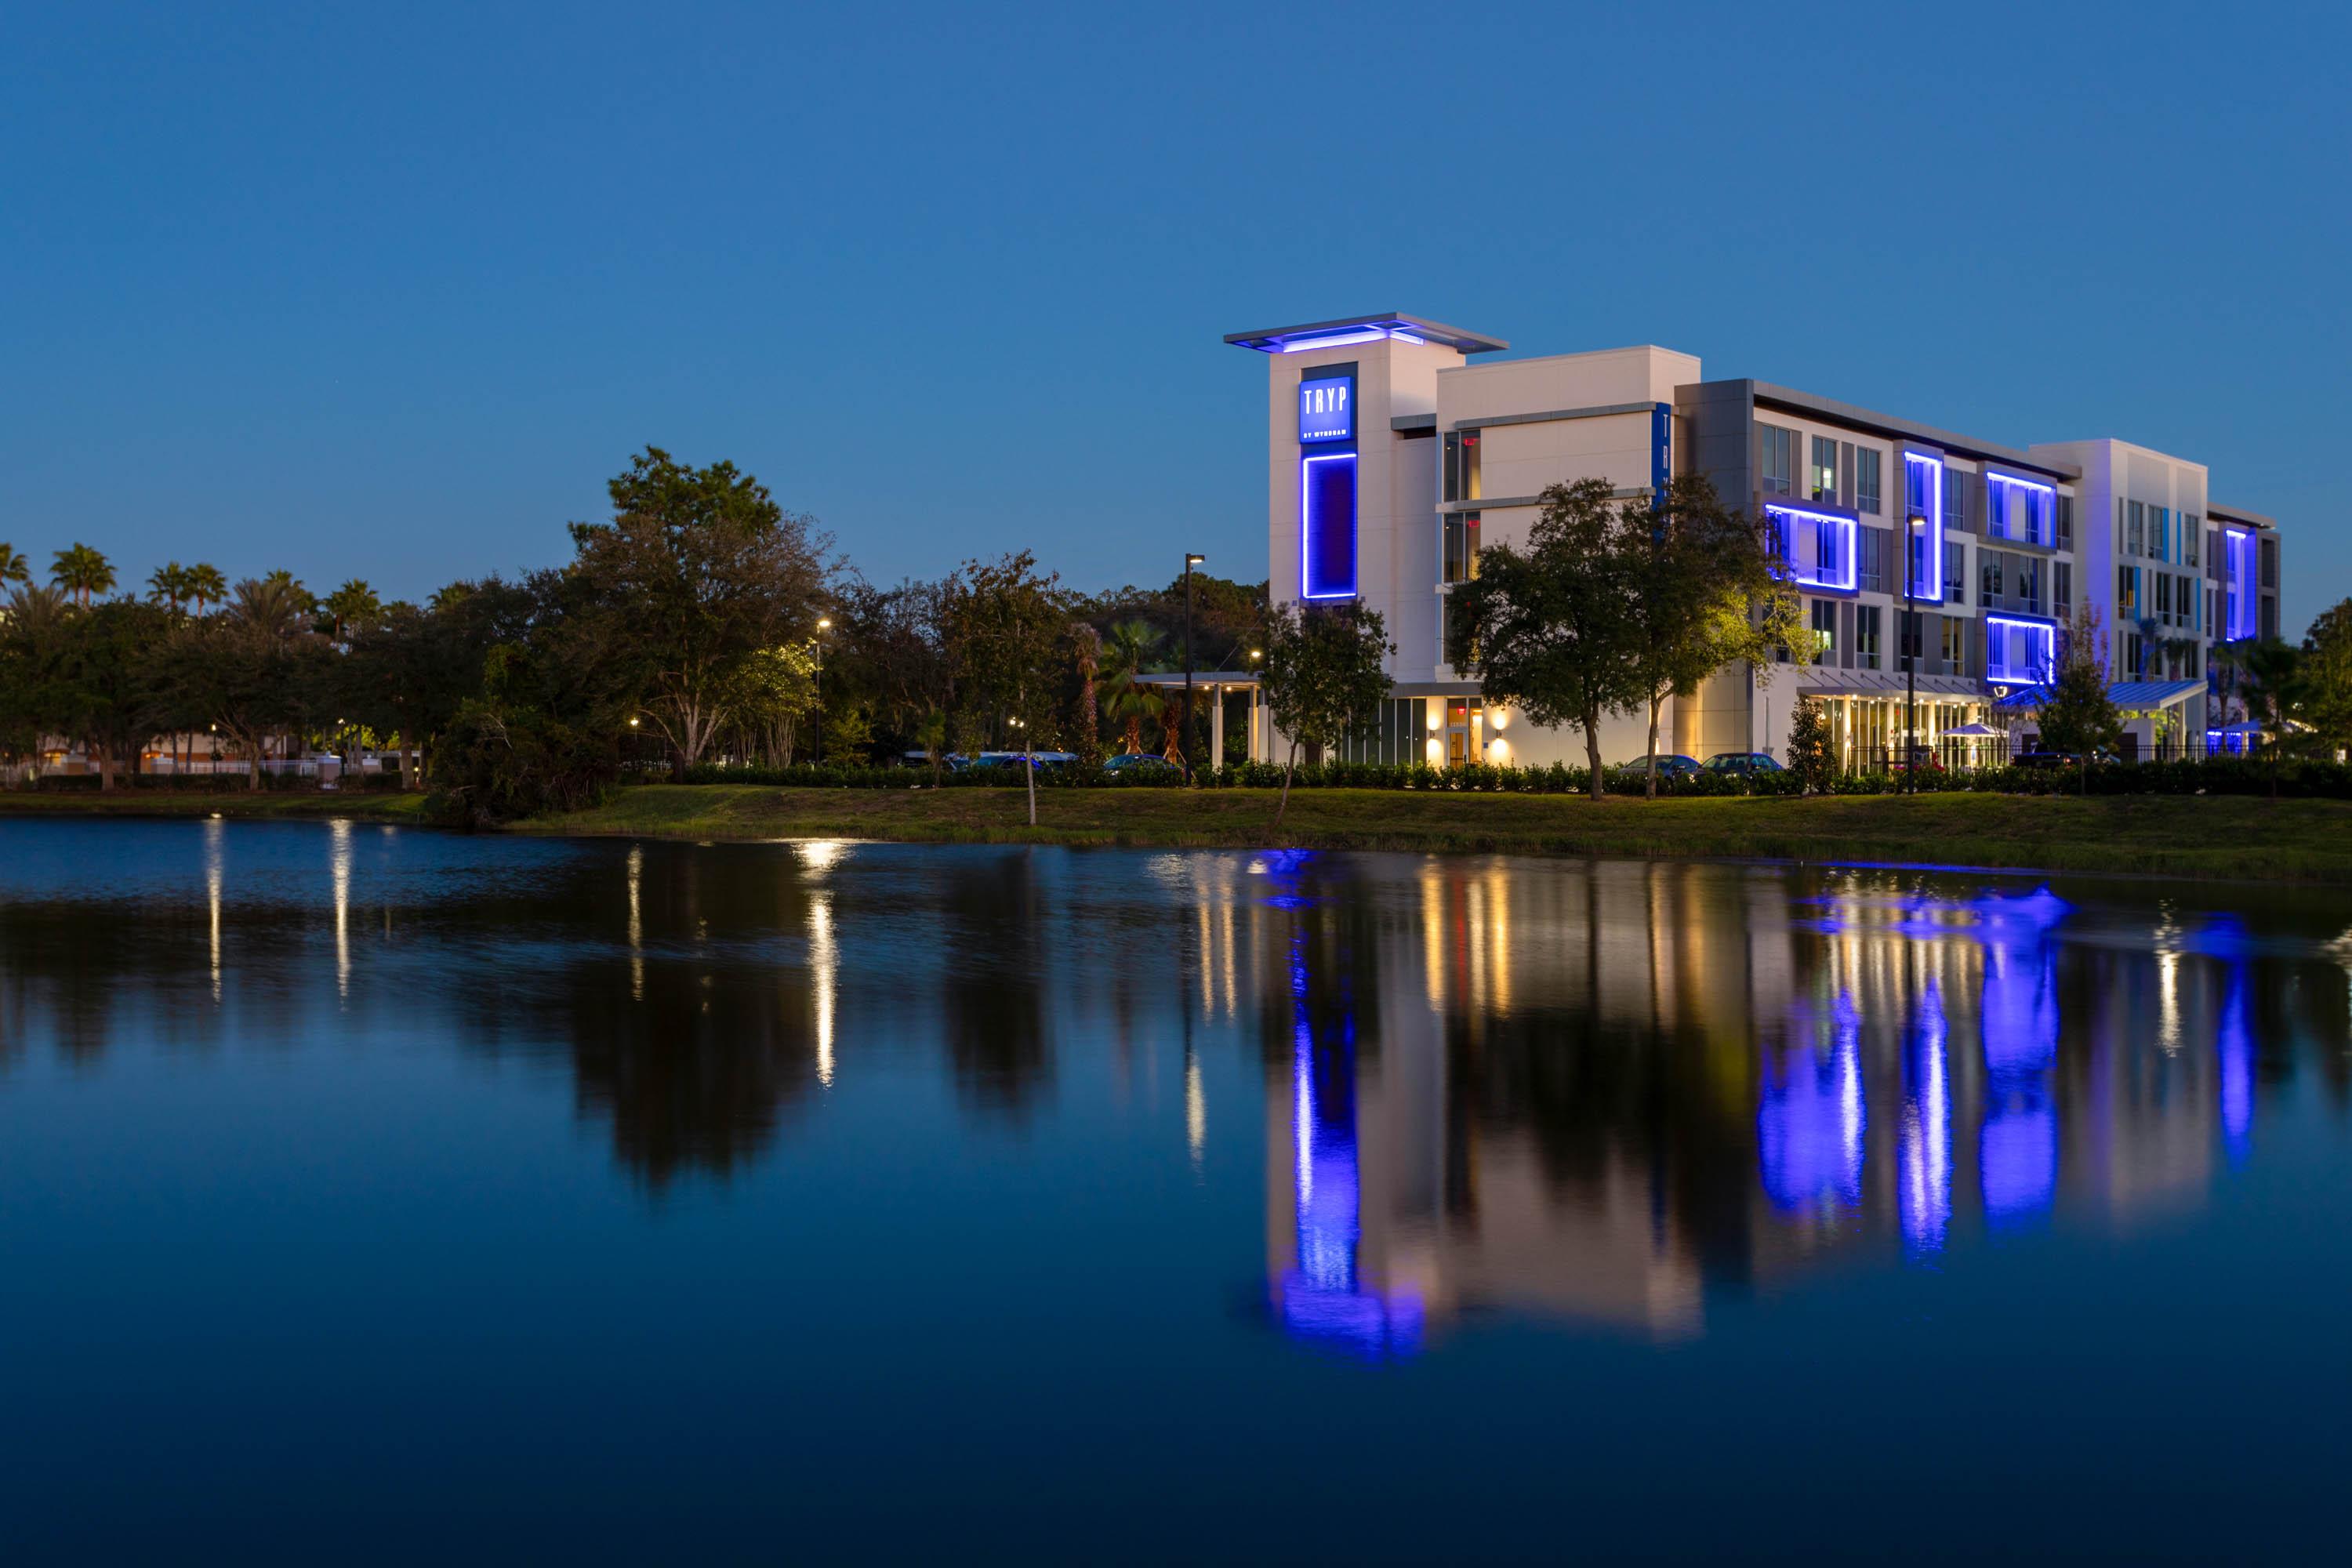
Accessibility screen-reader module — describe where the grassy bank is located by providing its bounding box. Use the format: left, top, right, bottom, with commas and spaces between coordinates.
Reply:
517, 784, 2352, 884
0, 789, 432, 823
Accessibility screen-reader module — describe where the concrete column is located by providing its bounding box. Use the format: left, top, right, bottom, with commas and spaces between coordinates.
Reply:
1210, 687, 1225, 769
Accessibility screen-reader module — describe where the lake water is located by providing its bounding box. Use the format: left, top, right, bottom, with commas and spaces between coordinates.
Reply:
2, 818, 2349, 1562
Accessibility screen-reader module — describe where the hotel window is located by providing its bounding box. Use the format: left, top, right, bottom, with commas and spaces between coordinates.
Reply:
1441, 431, 1481, 503
2183, 514, 2199, 566
1940, 616, 1969, 669
1855, 448, 1882, 515
1905, 454, 1935, 519
2156, 572, 2172, 623
2260, 535, 2278, 589
1944, 469, 1965, 535
1944, 538, 1966, 605
2127, 500, 2143, 556
1858, 525, 1889, 593
1759, 424, 1796, 495
1979, 552, 2002, 608
1856, 604, 1882, 670
2056, 494, 2073, 549
2151, 506, 2171, 563
1811, 437, 1839, 501
1898, 609, 1924, 662
2054, 561, 2072, 618
2118, 565, 2139, 616
1443, 512, 1480, 584
2015, 557, 2041, 614
1810, 598, 1836, 664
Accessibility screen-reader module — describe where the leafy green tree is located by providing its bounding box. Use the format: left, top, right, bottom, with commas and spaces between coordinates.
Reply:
939, 550, 1070, 826
2034, 604, 2124, 776
568, 447, 828, 779
50, 543, 114, 608
1097, 619, 1165, 756
0, 544, 30, 590
1785, 695, 1835, 793
820, 703, 875, 766
720, 642, 819, 767
1624, 476, 1803, 797
1446, 477, 1642, 800
56, 601, 174, 789
1261, 599, 1393, 830
2299, 597, 2352, 757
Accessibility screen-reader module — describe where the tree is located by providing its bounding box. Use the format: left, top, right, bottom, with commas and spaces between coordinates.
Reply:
1261, 599, 1393, 831
2214, 636, 2308, 796
1624, 476, 1803, 797
147, 562, 194, 614
187, 563, 228, 615
568, 447, 828, 780
2299, 597, 2352, 757
720, 642, 819, 767
1098, 619, 1166, 756
51, 543, 114, 608
1069, 622, 1103, 768
54, 601, 174, 789
0, 544, 30, 589
2034, 604, 2124, 782
1446, 477, 1642, 800
1786, 695, 1835, 793
322, 579, 383, 641
939, 551, 1069, 826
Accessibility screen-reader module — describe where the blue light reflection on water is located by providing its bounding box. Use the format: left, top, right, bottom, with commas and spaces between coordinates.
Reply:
1900, 980, 1952, 1258
1759, 992, 1865, 1214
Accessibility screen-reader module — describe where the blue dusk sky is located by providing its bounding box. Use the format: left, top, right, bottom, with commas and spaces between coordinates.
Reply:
3, 2, 2344, 633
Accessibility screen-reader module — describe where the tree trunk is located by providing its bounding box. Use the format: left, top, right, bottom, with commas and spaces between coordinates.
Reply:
98, 746, 114, 793
1273, 739, 1299, 833
1024, 750, 1036, 826
247, 740, 263, 792
399, 741, 416, 791
1584, 705, 1606, 802
1646, 691, 1665, 799
1125, 716, 1142, 756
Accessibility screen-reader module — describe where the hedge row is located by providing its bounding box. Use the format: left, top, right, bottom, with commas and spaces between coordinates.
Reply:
671, 757, 2352, 800
3, 771, 410, 793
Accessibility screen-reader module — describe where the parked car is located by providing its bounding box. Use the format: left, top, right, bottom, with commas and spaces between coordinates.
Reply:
1102, 752, 1181, 778
1612, 753, 1700, 781
1703, 752, 1784, 776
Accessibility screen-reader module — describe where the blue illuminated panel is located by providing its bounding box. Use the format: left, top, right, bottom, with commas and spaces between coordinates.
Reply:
2223, 527, 2257, 640
1298, 375, 1355, 443
1986, 614, 2057, 684
1903, 453, 1944, 601
1766, 503, 1857, 593
1301, 452, 1357, 600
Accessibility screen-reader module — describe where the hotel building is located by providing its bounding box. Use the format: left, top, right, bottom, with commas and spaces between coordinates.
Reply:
1226, 314, 2285, 768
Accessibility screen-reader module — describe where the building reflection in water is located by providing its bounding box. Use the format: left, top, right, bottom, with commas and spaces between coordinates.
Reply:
1243, 855, 2350, 1357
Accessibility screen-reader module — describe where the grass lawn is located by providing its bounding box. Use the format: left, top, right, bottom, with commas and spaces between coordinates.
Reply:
517, 783, 2352, 884
0, 789, 432, 823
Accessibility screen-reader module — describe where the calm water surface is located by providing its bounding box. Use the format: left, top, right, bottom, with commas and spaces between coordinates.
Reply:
3, 818, 2350, 1561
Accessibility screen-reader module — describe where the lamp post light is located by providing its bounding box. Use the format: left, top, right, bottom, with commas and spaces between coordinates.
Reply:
1904, 513, 1923, 794
1182, 553, 1204, 784
812, 617, 833, 766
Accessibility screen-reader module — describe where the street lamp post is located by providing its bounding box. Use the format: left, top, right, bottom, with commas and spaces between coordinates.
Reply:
1904, 514, 1922, 794
812, 616, 832, 766
1182, 553, 1204, 784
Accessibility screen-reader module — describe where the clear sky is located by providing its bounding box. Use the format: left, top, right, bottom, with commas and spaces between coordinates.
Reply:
4, 2, 2344, 633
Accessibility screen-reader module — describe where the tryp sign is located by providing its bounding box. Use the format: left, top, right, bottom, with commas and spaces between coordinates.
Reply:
1297, 376, 1354, 444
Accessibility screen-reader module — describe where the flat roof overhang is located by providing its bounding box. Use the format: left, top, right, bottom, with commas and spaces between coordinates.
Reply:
1223, 313, 1508, 355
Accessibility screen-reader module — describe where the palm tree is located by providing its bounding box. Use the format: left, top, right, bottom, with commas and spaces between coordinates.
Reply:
230, 575, 314, 638
50, 543, 114, 608
0, 544, 30, 590
147, 561, 194, 614
321, 579, 382, 641
1098, 619, 1166, 757
187, 562, 228, 615
914, 706, 952, 785
2215, 637, 2308, 794
1071, 622, 1101, 760
5, 583, 68, 634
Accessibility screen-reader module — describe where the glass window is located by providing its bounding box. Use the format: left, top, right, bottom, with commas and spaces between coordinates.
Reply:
1856, 605, 1881, 670
2127, 500, 2143, 556
1443, 511, 1480, 584
1944, 539, 1965, 604
1759, 425, 1795, 495
1858, 526, 1887, 594
1811, 436, 1838, 501
1944, 469, 1965, 534
2183, 514, 2198, 566
1443, 432, 1460, 503
1855, 448, 1882, 516
2055, 561, 2072, 617
1810, 598, 1835, 664
1898, 609, 1924, 662
1980, 553, 2002, 608
1940, 617, 1968, 667
2261, 535, 2278, 589
2056, 494, 2073, 549
2151, 506, 2170, 562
